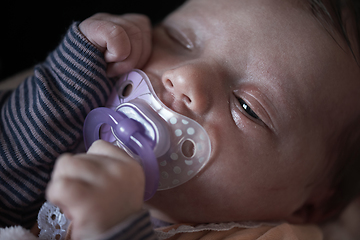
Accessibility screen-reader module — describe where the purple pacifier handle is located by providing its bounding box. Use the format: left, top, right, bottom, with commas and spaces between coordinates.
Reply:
83, 107, 159, 201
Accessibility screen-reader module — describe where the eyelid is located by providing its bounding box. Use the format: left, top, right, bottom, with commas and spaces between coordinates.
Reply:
232, 91, 268, 128
164, 25, 194, 51
232, 89, 277, 133
233, 95, 261, 123
236, 97, 260, 120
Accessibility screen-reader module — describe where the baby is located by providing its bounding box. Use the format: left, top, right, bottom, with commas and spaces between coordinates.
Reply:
1, 0, 360, 239
47, 0, 360, 238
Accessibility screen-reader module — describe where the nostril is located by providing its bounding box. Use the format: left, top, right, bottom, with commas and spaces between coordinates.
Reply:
163, 76, 193, 106
165, 79, 174, 88
183, 95, 192, 104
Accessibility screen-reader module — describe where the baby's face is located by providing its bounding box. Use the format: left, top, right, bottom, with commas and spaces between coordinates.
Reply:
142, 0, 360, 223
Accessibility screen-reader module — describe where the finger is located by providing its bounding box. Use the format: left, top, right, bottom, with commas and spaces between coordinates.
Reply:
81, 13, 152, 77
51, 153, 105, 185
102, 22, 133, 63
121, 14, 152, 69
46, 177, 92, 220
80, 17, 131, 62
106, 16, 152, 77
89, 13, 143, 64
86, 140, 145, 187
106, 28, 143, 76
87, 140, 134, 164
105, 14, 151, 77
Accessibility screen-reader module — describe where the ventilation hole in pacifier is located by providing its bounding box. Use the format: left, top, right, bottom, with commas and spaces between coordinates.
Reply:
121, 83, 133, 97
181, 139, 196, 158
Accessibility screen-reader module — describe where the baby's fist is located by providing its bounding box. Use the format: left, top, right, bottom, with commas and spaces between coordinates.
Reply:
79, 13, 152, 77
46, 140, 145, 240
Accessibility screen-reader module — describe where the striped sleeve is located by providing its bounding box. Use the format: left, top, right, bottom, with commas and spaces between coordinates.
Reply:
0, 22, 115, 228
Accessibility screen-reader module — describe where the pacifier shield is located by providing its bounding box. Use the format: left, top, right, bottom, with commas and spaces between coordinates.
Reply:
101, 70, 212, 190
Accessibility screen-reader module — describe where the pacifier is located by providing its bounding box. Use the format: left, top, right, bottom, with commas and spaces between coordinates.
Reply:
83, 69, 211, 200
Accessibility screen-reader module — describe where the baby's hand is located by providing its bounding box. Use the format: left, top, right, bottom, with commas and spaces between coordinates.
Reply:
46, 140, 145, 240
79, 13, 152, 77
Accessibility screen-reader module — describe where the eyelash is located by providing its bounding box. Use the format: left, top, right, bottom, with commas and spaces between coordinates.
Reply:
236, 97, 260, 120
165, 26, 194, 51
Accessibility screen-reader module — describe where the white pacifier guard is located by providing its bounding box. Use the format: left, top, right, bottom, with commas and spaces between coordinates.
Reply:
100, 69, 212, 190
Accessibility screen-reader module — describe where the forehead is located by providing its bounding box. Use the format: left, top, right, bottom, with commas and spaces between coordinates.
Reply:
169, 0, 325, 67
167, 0, 360, 132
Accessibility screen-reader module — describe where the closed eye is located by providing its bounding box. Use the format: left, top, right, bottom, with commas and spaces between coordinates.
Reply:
164, 25, 194, 51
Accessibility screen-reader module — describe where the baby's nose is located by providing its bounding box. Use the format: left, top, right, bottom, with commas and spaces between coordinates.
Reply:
161, 65, 212, 115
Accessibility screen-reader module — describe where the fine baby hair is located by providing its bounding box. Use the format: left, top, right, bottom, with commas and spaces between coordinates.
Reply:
307, 0, 360, 221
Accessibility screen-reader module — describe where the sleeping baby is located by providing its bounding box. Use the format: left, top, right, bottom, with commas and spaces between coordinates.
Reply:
0, 0, 359, 239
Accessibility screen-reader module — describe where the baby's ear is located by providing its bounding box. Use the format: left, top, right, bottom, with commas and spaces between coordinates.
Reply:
286, 189, 338, 224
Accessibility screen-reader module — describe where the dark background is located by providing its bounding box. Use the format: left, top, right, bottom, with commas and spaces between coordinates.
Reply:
0, 0, 185, 81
